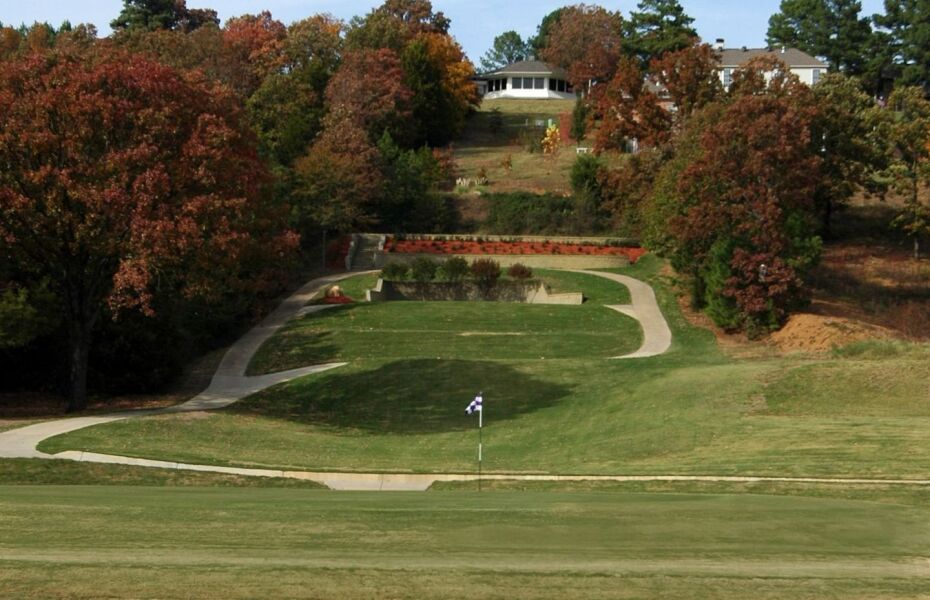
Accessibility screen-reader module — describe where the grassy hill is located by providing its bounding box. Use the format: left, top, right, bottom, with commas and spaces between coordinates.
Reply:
38, 260, 930, 478
454, 99, 579, 197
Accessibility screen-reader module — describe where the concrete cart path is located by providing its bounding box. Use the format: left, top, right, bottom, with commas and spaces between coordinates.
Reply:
0, 272, 365, 459
570, 270, 673, 359
0, 268, 681, 489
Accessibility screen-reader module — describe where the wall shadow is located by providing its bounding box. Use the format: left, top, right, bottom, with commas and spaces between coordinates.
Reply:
232, 359, 573, 435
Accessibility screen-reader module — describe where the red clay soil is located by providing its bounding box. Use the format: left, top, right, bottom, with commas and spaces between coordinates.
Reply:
384, 238, 646, 263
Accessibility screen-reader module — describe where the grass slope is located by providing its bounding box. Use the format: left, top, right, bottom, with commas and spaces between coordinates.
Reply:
3, 486, 930, 599
0, 458, 322, 488
455, 99, 578, 195
38, 258, 930, 478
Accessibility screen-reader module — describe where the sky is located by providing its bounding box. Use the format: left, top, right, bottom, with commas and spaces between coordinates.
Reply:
1, 0, 888, 63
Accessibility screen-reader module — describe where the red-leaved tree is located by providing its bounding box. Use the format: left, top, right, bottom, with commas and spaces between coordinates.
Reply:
668, 91, 823, 333
648, 42, 722, 122
0, 47, 297, 411
325, 48, 414, 143
594, 56, 671, 152
540, 4, 624, 93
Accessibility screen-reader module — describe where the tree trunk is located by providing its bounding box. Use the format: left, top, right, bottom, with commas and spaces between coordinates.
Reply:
915, 237, 921, 261
821, 198, 833, 241
321, 229, 327, 270
66, 319, 91, 413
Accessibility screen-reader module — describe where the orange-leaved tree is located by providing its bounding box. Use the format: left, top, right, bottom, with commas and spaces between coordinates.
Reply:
0, 47, 297, 411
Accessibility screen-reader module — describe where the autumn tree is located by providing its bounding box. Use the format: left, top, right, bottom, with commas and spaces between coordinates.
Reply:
0, 47, 296, 411
402, 33, 477, 146
248, 15, 343, 167
294, 119, 385, 235
0, 26, 22, 60
221, 11, 287, 97
811, 73, 889, 237
480, 31, 530, 72
624, 0, 697, 68
649, 42, 722, 122
115, 24, 229, 83
600, 148, 666, 235
594, 56, 670, 152
728, 55, 809, 99
767, 0, 873, 75
661, 92, 823, 333
345, 0, 449, 50
884, 87, 930, 258
342, 0, 475, 147
540, 4, 624, 92
325, 48, 413, 144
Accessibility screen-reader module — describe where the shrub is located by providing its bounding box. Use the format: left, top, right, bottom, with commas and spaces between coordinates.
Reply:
470, 258, 502, 288
507, 263, 533, 279
570, 153, 603, 195
438, 256, 469, 282
381, 262, 410, 281
518, 128, 543, 153
484, 192, 576, 235
488, 108, 504, 134
571, 98, 589, 141
410, 257, 439, 282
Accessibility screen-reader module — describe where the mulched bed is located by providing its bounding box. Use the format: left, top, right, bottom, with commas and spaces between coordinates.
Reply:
384, 238, 646, 262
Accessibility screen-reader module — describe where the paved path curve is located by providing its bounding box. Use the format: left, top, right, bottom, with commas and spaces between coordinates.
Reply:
7, 268, 925, 491
0, 272, 363, 460
570, 270, 672, 359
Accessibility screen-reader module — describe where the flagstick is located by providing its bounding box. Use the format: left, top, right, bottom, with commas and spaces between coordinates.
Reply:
478, 404, 483, 492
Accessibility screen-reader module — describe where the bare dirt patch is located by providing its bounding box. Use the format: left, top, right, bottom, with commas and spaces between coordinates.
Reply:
769, 313, 893, 353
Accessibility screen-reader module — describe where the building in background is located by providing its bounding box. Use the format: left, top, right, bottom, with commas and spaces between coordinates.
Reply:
475, 60, 577, 100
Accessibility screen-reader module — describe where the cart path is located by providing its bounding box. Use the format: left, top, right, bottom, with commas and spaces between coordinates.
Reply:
0, 268, 724, 491
0, 271, 364, 459
570, 270, 673, 358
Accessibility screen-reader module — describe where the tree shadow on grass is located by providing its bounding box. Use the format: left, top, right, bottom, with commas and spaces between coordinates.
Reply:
232, 359, 573, 435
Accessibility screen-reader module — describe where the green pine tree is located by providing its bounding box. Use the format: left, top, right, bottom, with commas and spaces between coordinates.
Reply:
623, 0, 697, 67
766, 0, 873, 75
479, 31, 530, 72
874, 0, 930, 89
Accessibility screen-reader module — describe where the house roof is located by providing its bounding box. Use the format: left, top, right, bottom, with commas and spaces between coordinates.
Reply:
718, 47, 827, 68
481, 60, 568, 80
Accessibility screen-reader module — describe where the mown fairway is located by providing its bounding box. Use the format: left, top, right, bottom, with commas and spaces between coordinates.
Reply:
3, 485, 930, 599
38, 258, 930, 479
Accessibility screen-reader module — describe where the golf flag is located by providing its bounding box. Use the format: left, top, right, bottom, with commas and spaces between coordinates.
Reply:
465, 394, 482, 415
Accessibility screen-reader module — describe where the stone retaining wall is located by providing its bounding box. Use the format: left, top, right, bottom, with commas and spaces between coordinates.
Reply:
366, 279, 583, 305
388, 233, 640, 246
380, 253, 630, 270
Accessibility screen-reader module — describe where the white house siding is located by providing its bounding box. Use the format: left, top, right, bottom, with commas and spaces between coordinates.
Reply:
479, 61, 578, 101
718, 66, 824, 90
716, 47, 827, 91
484, 79, 576, 100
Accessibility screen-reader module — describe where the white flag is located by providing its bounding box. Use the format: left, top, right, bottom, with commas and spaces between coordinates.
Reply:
465, 394, 482, 415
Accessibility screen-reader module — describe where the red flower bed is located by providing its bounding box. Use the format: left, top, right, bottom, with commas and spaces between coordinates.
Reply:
383, 238, 646, 263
